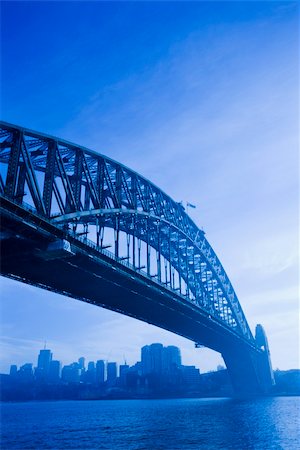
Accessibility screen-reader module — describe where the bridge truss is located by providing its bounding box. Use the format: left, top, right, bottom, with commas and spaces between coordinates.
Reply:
0, 121, 254, 345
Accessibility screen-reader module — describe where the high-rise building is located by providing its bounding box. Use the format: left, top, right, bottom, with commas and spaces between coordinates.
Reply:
78, 357, 85, 371
85, 361, 96, 384
35, 349, 53, 382
37, 349, 52, 373
141, 345, 151, 375
119, 364, 129, 386
141, 343, 164, 375
87, 361, 95, 371
107, 362, 117, 384
10, 365, 18, 377
163, 346, 181, 374
61, 363, 80, 383
19, 363, 34, 383
96, 360, 105, 384
48, 360, 61, 383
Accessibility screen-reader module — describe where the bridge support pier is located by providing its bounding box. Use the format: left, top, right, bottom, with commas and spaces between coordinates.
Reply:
222, 324, 275, 397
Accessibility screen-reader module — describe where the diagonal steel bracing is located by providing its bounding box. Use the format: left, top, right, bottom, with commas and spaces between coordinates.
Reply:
0, 121, 253, 343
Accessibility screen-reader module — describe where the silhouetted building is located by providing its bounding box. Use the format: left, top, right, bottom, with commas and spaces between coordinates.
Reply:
182, 365, 201, 386
2, 343, 222, 400
36, 349, 52, 381
87, 361, 95, 371
48, 360, 61, 383
96, 360, 105, 385
78, 357, 85, 371
19, 363, 34, 383
163, 346, 181, 374
119, 364, 129, 386
85, 361, 96, 384
10, 365, 17, 378
107, 362, 117, 384
37, 349, 52, 371
141, 343, 164, 375
62, 363, 80, 383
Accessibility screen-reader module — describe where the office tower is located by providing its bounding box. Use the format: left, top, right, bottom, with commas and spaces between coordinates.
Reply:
119, 364, 129, 386
78, 357, 85, 370
87, 361, 95, 371
107, 362, 117, 384
141, 343, 163, 375
48, 360, 61, 383
85, 361, 96, 384
163, 346, 181, 374
36, 348, 53, 382
37, 349, 52, 372
61, 363, 80, 383
19, 363, 34, 382
141, 345, 151, 375
96, 360, 105, 384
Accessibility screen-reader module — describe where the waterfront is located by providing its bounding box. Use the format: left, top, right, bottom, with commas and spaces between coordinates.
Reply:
1, 396, 299, 449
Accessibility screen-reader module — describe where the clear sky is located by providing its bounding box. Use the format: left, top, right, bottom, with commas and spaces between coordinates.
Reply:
0, 1, 299, 374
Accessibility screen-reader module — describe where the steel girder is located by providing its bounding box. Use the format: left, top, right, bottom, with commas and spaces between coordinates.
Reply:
0, 121, 254, 343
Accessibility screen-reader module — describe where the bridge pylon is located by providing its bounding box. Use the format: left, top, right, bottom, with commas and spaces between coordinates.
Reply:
222, 324, 275, 396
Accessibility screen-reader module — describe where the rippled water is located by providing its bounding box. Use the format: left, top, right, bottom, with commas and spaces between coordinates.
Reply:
1, 397, 299, 449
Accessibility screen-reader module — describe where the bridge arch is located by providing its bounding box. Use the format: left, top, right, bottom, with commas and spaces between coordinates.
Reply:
0, 121, 251, 341
0, 121, 275, 395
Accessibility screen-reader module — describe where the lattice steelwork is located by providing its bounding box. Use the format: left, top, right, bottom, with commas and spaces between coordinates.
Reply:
0, 121, 254, 342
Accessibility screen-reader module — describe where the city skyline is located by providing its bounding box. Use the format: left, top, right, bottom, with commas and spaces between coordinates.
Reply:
4, 342, 204, 377
1, 1, 299, 374
3, 342, 239, 402
5, 342, 205, 388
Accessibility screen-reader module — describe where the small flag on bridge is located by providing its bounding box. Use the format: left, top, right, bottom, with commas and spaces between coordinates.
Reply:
187, 202, 196, 209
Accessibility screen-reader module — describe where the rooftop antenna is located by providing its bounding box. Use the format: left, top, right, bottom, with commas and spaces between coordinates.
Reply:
44, 340, 47, 350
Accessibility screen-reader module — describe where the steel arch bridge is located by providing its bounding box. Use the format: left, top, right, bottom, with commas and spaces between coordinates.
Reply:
0, 121, 274, 395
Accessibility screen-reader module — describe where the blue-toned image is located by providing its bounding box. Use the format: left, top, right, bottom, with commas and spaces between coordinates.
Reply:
0, 1, 299, 449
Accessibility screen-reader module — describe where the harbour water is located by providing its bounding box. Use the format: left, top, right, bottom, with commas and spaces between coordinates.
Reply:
1, 396, 299, 449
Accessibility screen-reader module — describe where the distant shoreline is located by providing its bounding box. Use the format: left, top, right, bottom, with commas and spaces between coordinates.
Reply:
2, 393, 300, 403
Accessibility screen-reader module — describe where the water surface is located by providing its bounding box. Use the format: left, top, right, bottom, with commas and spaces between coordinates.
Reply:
1, 397, 299, 449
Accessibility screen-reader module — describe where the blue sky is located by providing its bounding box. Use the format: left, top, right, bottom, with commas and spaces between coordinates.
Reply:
1, 1, 299, 373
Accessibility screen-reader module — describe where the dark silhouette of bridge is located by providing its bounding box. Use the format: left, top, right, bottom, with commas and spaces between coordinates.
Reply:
0, 121, 275, 395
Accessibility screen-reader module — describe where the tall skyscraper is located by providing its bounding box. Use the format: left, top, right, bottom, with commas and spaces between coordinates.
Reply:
119, 364, 129, 386
10, 365, 18, 377
19, 363, 34, 382
78, 357, 85, 371
85, 361, 96, 384
61, 363, 80, 383
96, 360, 105, 384
163, 346, 181, 374
141, 343, 164, 375
87, 361, 95, 371
37, 349, 52, 372
36, 348, 53, 382
141, 345, 151, 375
107, 362, 117, 384
48, 360, 61, 383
